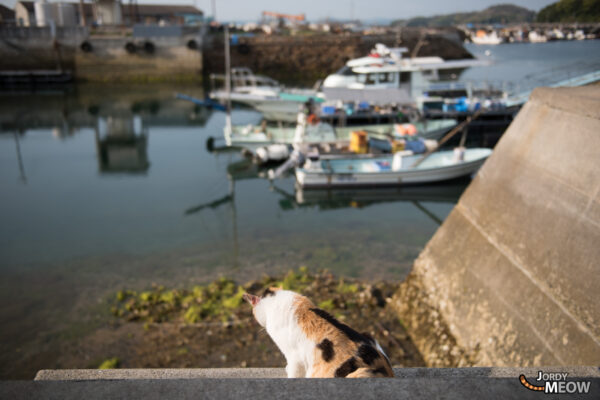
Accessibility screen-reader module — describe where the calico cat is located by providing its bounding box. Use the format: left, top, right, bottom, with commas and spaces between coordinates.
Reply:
243, 287, 394, 378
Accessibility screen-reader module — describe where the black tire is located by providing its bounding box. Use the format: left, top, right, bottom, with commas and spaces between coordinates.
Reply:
125, 42, 136, 54
144, 41, 155, 54
206, 137, 215, 152
187, 39, 198, 50
80, 41, 93, 53
237, 43, 250, 55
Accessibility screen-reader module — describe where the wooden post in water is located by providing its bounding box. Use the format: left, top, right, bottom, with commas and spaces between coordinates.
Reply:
224, 26, 233, 142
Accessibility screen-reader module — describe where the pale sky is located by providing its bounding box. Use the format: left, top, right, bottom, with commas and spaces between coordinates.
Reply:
1, 0, 558, 22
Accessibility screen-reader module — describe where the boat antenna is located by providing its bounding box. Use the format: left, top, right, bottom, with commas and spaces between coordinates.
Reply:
224, 26, 233, 143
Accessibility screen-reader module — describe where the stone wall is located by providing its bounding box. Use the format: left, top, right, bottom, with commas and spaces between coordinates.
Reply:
204, 29, 472, 85
392, 86, 600, 367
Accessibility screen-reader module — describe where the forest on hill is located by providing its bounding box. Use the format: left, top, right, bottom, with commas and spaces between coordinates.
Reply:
391, 4, 536, 27
536, 0, 600, 23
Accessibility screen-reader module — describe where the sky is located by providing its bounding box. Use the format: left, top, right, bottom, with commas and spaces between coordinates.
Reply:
1, 0, 558, 22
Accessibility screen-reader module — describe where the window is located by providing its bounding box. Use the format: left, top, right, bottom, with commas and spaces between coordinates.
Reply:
335, 66, 357, 76
377, 73, 396, 83
366, 74, 376, 85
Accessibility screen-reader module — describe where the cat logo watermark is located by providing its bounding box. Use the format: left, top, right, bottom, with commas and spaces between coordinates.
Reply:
519, 371, 592, 394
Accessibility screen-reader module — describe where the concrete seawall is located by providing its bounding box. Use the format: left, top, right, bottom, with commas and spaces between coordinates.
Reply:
0, 27, 202, 82
392, 86, 600, 366
75, 37, 202, 82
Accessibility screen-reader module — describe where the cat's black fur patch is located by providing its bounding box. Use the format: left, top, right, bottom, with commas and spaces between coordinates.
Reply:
334, 357, 358, 377
262, 288, 275, 297
317, 339, 335, 362
310, 308, 367, 343
357, 344, 380, 365
371, 367, 388, 376
362, 332, 376, 344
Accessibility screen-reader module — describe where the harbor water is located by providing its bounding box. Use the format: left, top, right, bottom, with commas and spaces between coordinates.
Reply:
0, 39, 599, 378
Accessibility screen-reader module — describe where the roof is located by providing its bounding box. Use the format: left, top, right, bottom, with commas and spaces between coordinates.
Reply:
0, 4, 16, 20
15, 1, 35, 12
127, 5, 203, 17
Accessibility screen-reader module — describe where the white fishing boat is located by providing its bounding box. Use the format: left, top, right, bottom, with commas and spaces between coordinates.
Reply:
321, 43, 489, 105
209, 67, 322, 107
225, 118, 457, 152
470, 30, 503, 45
295, 148, 492, 188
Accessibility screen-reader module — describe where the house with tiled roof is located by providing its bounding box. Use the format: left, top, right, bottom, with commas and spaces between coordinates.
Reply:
0, 4, 16, 24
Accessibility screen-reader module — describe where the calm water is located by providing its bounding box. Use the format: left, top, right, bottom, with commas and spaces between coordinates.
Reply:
1, 40, 599, 378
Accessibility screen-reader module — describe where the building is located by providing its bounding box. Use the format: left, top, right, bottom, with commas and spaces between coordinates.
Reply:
14, 1, 203, 27
14, 1, 35, 26
0, 4, 16, 25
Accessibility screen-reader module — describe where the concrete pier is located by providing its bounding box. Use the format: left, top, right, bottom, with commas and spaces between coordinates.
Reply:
0, 367, 596, 399
392, 86, 600, 367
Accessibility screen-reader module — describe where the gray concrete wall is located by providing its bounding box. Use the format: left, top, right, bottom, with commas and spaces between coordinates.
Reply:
75, 37, 202, 82
0, 27, 203, 82
392, 86, 600, 367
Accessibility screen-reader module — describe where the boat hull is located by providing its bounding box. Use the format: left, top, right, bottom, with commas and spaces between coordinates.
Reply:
296, 149, 491, 188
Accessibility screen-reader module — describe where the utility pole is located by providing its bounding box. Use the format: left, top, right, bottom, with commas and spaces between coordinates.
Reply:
211, 0, 216, 21
79, 0, 87, 26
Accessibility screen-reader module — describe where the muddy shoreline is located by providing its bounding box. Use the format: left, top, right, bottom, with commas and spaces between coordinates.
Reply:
55, 269, 425, 372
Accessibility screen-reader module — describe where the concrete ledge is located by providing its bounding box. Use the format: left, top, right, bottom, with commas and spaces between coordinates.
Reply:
1, 367, 598, 399
34, 366, 600, 380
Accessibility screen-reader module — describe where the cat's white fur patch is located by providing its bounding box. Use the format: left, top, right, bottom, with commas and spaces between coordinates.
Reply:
254, 290, 315, 378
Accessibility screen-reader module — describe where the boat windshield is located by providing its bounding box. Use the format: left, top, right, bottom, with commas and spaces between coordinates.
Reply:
335, 66, 357, 76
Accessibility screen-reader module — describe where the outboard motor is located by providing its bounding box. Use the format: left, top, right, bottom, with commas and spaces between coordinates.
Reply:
255, 144, 291, 165
268, 149, 306, 180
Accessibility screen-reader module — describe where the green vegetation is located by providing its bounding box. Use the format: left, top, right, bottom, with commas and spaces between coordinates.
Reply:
392, 4, 535, 27
98, 358, 120, 369
110, 268, 398, 326
537, 0, 600, 22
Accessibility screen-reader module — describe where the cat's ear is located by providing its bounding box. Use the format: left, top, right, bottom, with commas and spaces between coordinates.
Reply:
242, 293, 260, 307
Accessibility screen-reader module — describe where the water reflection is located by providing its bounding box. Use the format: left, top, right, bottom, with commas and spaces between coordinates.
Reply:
0, 84, 211, 136
95, 115, 150, 174
279, 182, 466, 212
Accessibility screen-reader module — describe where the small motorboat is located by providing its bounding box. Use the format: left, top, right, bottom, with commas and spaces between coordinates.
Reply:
295, 148, 492, 188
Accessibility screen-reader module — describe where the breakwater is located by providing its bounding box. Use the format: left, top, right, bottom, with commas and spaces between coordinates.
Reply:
204, 29, 472, 85
0, 26, 203, 83
0, 27, 471, 84
392, 86, 600, 367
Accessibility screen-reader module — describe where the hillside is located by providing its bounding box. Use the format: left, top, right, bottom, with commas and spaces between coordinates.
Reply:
392, 4, 536, 27
537, 0, 600, 22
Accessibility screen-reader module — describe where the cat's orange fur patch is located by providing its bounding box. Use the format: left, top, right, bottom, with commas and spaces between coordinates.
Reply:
293, 294, 393, 378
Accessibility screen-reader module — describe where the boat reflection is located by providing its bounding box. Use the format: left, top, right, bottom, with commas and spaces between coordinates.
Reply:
274, 180, 469, 225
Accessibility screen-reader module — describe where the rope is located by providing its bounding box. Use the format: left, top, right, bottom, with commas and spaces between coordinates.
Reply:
412, 107, 486, 168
